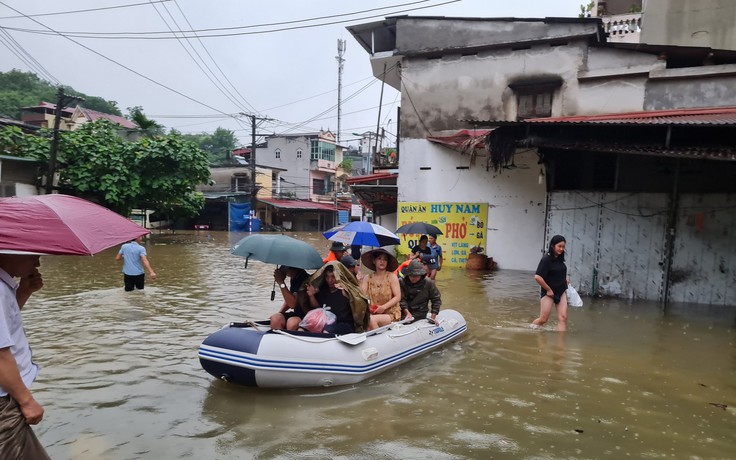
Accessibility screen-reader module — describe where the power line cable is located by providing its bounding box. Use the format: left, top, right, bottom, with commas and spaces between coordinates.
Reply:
148, 0, 252, 119
0, 27, 60, 84
0, 0, 174, 19
0, 1, 235, 117
2, 0, 461, 39
171, 0, 258, 114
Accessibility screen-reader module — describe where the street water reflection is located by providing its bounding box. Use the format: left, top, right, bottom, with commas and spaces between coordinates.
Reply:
24, 231, 735, 459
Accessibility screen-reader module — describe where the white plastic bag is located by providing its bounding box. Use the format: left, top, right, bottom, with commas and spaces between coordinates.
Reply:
566, 285, 583, 307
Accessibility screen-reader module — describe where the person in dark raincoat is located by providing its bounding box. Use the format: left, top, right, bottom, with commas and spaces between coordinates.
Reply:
399, 259, 442, 322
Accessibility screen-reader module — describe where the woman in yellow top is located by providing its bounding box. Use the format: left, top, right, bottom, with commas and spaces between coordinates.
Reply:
360, 248, 401, 330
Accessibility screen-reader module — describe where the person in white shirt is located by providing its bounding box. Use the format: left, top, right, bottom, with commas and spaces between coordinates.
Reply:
0, 253, 50, 459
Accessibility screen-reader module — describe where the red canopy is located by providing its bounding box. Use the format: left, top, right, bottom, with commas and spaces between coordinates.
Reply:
0, 194, 150, 255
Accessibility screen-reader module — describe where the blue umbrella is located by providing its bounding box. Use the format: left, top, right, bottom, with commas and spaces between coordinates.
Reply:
323, 221, 400, 247
231, 234, 323, 270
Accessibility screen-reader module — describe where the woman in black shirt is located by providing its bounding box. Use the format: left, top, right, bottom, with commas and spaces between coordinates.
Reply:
532, 235, 569, 331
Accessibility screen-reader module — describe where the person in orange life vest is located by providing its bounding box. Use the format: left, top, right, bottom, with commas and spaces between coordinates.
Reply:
323, 241, 348, 264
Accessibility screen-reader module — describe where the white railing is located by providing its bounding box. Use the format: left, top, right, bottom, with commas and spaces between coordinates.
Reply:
601, 12, 642, 43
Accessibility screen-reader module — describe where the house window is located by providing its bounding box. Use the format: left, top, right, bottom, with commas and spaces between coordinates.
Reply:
312, 178, 325, 195
296, 148, 302, 159
275, 148, 281, 159
233, 175, 249, 192
509, 79, 561, 120
517, 91, 552, 119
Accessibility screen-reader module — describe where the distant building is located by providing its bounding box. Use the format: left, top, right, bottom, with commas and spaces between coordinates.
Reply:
20, 102, 139, 140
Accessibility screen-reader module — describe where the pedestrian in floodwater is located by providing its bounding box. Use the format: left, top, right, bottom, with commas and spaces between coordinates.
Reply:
116, 236, 157, 291
532, 235, 568, 331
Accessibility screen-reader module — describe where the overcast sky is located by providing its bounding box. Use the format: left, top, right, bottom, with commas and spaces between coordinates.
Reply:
0, 0, 580, 146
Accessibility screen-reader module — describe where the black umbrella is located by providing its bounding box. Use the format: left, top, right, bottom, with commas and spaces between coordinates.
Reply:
395, 222, 443, 235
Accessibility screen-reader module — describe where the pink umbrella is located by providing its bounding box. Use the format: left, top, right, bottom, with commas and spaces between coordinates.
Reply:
0, 194, 150, 256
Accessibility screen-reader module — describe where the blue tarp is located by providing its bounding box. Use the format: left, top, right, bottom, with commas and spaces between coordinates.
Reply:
229, 202, 250, 232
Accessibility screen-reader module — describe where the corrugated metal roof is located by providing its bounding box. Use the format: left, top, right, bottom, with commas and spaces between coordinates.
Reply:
258, 198, 350, 211
525, 106, 736, 125
533, 141, 736, 161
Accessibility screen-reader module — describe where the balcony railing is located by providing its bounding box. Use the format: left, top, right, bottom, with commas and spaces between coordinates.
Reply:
601, 12, 642, 43
310, 158, 336, 172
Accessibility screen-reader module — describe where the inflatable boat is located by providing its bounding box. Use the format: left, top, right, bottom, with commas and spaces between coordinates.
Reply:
198, 309, 467, 388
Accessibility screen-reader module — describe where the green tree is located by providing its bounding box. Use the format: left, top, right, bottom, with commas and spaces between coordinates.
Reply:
133, 133, 210, 218
127, 106, 165, 138
0, 70, 120, 119
0, 121, 210, 218
181, 127, 238, 165
0, 125, 50, 158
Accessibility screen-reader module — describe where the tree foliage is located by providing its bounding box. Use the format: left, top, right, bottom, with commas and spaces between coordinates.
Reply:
180, 127, 238, 166
126, 106, 165, 138
0, 70, 121, 119
0, 120, 210, 218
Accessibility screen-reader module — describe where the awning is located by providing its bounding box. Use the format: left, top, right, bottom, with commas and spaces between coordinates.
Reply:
258, 198, 351, 211
427, 129, 492, 153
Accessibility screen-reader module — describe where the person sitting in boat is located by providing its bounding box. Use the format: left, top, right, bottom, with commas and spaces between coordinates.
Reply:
301, 261, 370, 334
360, 248, 402, 331
340, 254, 361, 282
323, 241, 348, 264
400, 259, 442, 323
269, 265, 310, 330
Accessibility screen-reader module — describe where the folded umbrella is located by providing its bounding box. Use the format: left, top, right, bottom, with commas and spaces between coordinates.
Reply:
0, 194, 149, 256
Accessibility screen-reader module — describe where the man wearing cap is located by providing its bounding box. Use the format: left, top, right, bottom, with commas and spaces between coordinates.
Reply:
323, 242, 348, 264
269, 266, 310, 330
340, 254, 361, 282
399, 259, 442, 323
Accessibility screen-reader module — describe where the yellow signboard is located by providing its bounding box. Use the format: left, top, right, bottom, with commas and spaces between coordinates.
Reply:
396, 202, 488, 267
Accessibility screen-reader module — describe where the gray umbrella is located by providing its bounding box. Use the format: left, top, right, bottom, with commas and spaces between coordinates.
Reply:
231, 234, 324, 270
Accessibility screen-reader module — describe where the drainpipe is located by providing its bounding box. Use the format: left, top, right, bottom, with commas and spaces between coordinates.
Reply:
661, 158, 680, 311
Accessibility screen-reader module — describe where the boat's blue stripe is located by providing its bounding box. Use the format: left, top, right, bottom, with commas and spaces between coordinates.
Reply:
198, 325, 466, 374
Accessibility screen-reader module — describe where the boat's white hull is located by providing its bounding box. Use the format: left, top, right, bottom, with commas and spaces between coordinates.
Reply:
199, 309, 467, 388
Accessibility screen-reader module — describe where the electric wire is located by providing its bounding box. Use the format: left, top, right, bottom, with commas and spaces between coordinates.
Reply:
147, 0, 253, 127
170, 0, 258, 114
0, 0, 174, 19
0, 1, 236, 117
0, 27, 60, 84
2, 0, 462, 39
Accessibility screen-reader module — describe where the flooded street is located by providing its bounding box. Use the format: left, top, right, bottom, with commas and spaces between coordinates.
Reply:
24, 231, 735, 459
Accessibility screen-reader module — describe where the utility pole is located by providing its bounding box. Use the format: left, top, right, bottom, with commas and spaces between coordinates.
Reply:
241, 113, 274, 221
249, 114, 257, 217
46, 87, 83, 194
336, 39, 346, 144
372, 63, 387, 174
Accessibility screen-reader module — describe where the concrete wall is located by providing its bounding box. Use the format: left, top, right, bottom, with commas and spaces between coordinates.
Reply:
645, 66, 736, 109
398, 140, 546, 270
641, 0, 736, 50
395, 19, 599, 54
399, 41, 664, 138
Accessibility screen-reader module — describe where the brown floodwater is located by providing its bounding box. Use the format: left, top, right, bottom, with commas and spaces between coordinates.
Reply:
22, 231, 735, 459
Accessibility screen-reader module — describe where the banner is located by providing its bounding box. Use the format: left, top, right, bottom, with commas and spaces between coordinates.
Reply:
396, 202, 488, 268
